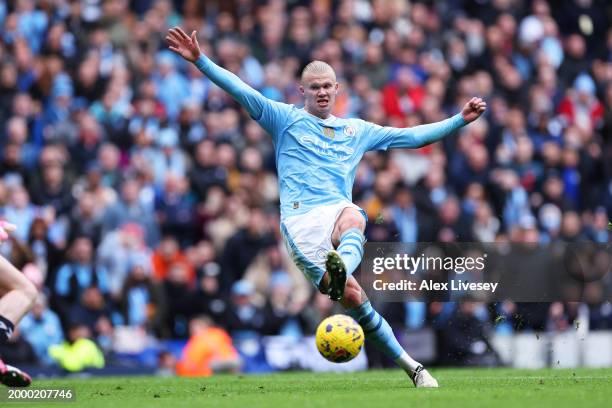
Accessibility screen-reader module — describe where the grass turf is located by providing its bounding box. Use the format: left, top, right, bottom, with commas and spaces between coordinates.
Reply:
11, 368, 612, 408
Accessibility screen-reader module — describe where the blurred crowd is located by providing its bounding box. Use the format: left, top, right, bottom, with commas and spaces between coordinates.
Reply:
0, 0, 610, 370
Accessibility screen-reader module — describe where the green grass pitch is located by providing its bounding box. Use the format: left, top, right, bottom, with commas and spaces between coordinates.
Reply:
16, 368, 612, 408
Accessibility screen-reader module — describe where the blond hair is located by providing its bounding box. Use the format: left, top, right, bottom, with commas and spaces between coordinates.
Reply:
301, 60, 336, 82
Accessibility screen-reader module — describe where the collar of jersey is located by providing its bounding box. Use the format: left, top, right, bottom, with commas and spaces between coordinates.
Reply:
301, 108, 337, 124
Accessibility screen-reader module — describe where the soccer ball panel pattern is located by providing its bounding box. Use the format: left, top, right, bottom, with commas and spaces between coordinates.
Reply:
315, 314, 364, 363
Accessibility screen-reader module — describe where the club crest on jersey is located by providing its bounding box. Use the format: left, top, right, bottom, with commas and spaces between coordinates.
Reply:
322, 127, 335, 139
344, 126, 356, 137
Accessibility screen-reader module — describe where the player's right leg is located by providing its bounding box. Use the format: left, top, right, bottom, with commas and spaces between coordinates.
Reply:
326, 207, 367, 301
333, 276, 439, 388
0, 255, 37, 387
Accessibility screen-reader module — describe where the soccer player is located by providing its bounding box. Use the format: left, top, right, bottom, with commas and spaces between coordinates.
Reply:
167, 27, 486, 387
0, 221, 37, 387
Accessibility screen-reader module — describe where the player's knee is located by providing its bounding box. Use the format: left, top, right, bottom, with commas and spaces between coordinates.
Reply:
338, 212, 366, 235
18, 277, 38, 308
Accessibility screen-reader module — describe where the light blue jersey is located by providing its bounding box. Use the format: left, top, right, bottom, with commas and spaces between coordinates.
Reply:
195, 55, 467, 220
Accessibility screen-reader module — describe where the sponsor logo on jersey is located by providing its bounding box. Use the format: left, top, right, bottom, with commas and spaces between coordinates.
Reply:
299, 136, 354, 160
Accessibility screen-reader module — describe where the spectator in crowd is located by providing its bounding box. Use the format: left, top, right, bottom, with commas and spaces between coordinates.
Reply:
97, 222, 152, 299
585, 207, 610, 243
155, 173, 196, 246
119, 256, 167, 338
188, 139, 228, 201
67, 192, 103, 247
27, 216, 63, 286
163, 261, 198, 338
0, 142, 29, 186
193, 262, 227, 324
53, 236, 110, 321
436, 301, 499, 366
96, 143, 123, 191
49, 323, 105, 372
102, 178, 160, 247
219, 207, 275, 294
261, 272, 302, 337
176, 315, 240, 377
68, 112, 105, 175
584, 282, 612, 331
68, 286, 114, 353
150, 128, 188, 187
19, 294, 64, 365
152, 235, 195, 283
224, 280, 268, 338
244, 244, 310, 313
72, 162, 118, 215
2, 184, 37, 243
154, 52, 190, 122
436, 195, 474, 242
5, 116, 38, 169
390, 182, 437, 242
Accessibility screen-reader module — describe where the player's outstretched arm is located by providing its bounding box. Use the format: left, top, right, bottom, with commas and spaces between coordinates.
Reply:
460, 97, 487, 124
166, 27, 269, 120
370, 97, 487, 150
409, 97, 487, 147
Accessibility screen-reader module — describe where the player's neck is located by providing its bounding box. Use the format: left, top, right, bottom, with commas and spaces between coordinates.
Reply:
305, 107, 333, 120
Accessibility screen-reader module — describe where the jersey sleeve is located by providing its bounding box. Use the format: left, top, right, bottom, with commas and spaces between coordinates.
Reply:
364, 114, 467, 151
255, 99, 294, 142
194, 55, 291, 142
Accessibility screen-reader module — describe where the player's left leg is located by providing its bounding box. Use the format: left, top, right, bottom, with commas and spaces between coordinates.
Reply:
0, 359, 32, 387
282, 205, 436, 387
0, 255, 37, 341
338, 276, 438, 388
0, 255, 37, 387
325, 207, 366, 301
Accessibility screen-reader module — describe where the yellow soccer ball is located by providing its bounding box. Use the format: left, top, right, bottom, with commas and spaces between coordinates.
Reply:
315, 314, 364, 363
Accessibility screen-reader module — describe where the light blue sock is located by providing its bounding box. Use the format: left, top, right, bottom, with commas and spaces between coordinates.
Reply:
346, 300, 404, 360
336, 228, 365, 276
347, 301, 421, 372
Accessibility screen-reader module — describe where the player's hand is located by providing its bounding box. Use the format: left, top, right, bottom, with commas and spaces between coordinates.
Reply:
0, 220, 17, 242
166, 27, 202, 63
461, 97, 487, 123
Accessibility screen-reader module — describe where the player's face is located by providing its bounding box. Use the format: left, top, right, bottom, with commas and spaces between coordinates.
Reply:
300, 73, 339, 119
